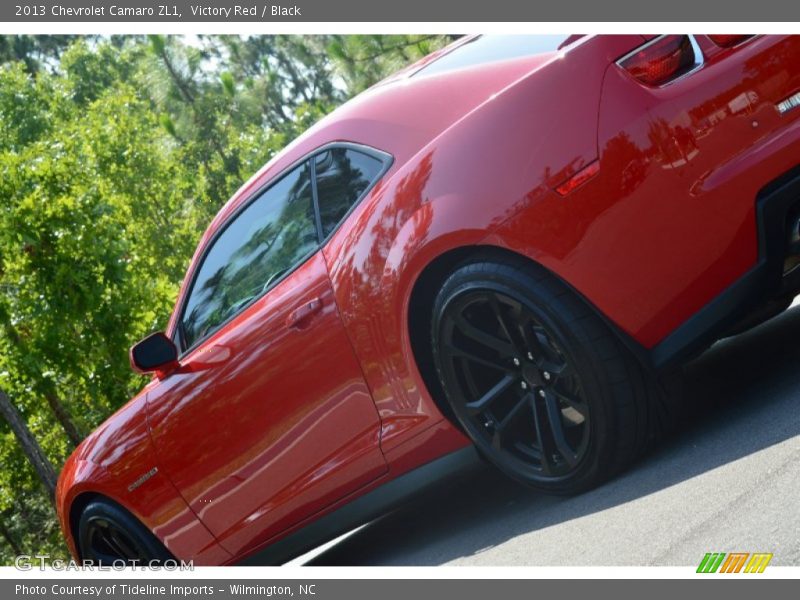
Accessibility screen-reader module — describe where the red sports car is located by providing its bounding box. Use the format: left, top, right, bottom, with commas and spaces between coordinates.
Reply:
56, 34, 800, 566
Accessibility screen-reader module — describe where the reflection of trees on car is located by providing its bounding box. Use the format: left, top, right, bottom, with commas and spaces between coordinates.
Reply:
182, 164, 316, 346
315, 148, 375, 235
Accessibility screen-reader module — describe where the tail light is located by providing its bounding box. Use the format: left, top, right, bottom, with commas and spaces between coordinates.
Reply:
617, 35, 700, 86
707, 35, 753, 48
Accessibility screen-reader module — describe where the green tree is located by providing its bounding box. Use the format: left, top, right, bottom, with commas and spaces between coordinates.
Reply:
0, 35, 76, 73
327, 34, 454, 93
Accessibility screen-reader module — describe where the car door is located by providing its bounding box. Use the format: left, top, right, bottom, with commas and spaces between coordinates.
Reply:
145, 158, 387, 559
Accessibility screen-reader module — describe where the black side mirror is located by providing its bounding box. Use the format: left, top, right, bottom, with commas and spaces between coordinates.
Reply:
129, 332, 178, 374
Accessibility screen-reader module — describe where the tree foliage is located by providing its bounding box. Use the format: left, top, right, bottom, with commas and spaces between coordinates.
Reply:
0, 33, 452, 563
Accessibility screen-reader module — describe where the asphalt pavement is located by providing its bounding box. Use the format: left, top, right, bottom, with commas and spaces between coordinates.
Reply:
299, 300, 800, 566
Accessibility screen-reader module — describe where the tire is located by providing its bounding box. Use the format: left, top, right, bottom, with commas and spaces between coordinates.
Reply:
431, 258, 674, 494
77, 499, 174, 566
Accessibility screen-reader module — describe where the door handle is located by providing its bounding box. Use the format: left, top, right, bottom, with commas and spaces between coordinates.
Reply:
286, 297, 323, 329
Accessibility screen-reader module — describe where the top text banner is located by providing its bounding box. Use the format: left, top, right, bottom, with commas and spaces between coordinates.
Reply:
3, 0, 800, 22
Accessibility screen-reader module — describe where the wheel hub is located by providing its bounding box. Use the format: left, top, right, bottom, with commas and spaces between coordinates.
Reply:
521, 361, 545, 387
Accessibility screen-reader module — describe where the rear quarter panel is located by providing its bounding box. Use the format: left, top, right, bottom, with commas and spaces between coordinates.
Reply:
323, 35, 645, 460
493, 35, 800, 348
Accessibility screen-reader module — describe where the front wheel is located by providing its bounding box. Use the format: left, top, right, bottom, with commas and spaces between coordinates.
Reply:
77, 499, 174, 566
431, 259, 671, 494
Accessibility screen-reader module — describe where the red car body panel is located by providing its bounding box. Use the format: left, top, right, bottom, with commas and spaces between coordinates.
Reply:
56, 395, 231, 564
498, 33, 800, 348
323, 34, 647, 452
56, 34, 800, 564
146, 251, 387, 559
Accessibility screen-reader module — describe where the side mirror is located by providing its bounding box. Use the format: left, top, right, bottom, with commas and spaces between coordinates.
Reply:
129, 332, 178, 375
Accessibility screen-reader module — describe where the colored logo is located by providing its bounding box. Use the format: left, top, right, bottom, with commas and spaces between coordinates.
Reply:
697, 552, 773, 573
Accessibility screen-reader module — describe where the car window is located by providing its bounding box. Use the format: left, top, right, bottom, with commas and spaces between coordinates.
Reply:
416, 35, 575, 78
314, 148, 385, 238
181, 161, 317, 349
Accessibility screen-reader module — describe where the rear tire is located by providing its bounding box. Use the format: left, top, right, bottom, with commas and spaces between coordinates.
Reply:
77, 499, 174, 566
431, 258, 675, 494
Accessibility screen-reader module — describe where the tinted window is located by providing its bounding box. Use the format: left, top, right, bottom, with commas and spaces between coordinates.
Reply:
417, 35, 574, 78
181, 162, 317, 348
314, 148, 384, 238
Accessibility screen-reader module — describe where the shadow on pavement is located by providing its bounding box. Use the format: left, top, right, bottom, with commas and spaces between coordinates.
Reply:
308, 304, 800, 565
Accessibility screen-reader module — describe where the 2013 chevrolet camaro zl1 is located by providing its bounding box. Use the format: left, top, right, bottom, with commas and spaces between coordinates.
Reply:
56, 34, 800, 565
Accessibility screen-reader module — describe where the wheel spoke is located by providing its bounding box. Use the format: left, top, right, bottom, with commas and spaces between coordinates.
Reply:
515, 441, 543, 462
89, 526, 124, 565
490, 428, 503, 452
454, 313, 516, 356
100, 528, 129, 560
463, 362, 482, 398
446, 343, 515, 373
487, 294, 521, 354
88, 520, 142, 564
517, 317, 547, 360
540, 359, 566, 379
497, 392, 533, 431
530, 396, 553, 475
109, 529, 139, 560
464, 374, 517, 415
543, 390, 579, 466
490, 392, 531, 452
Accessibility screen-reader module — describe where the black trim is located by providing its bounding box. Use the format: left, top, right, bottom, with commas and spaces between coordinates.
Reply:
236, 446, 483, 566
649, 164, 800, 370
309, 158, 324, 242
171, 141, 393, 358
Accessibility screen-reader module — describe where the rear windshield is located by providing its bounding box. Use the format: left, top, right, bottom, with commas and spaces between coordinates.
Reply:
416, 35, 577, 78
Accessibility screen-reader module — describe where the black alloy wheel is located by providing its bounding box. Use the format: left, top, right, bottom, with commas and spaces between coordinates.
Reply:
436, 288, 591, 480
78, 499, 174, 566
82, 515, 148, 564
432, 259, 673, 493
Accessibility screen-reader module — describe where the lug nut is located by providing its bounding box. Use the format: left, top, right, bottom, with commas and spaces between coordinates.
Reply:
543, 371, 551, 381
520, 381, 528, 390
527, 352, 534, 361
513, 358, 520, 366
538, 389, 546, 398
